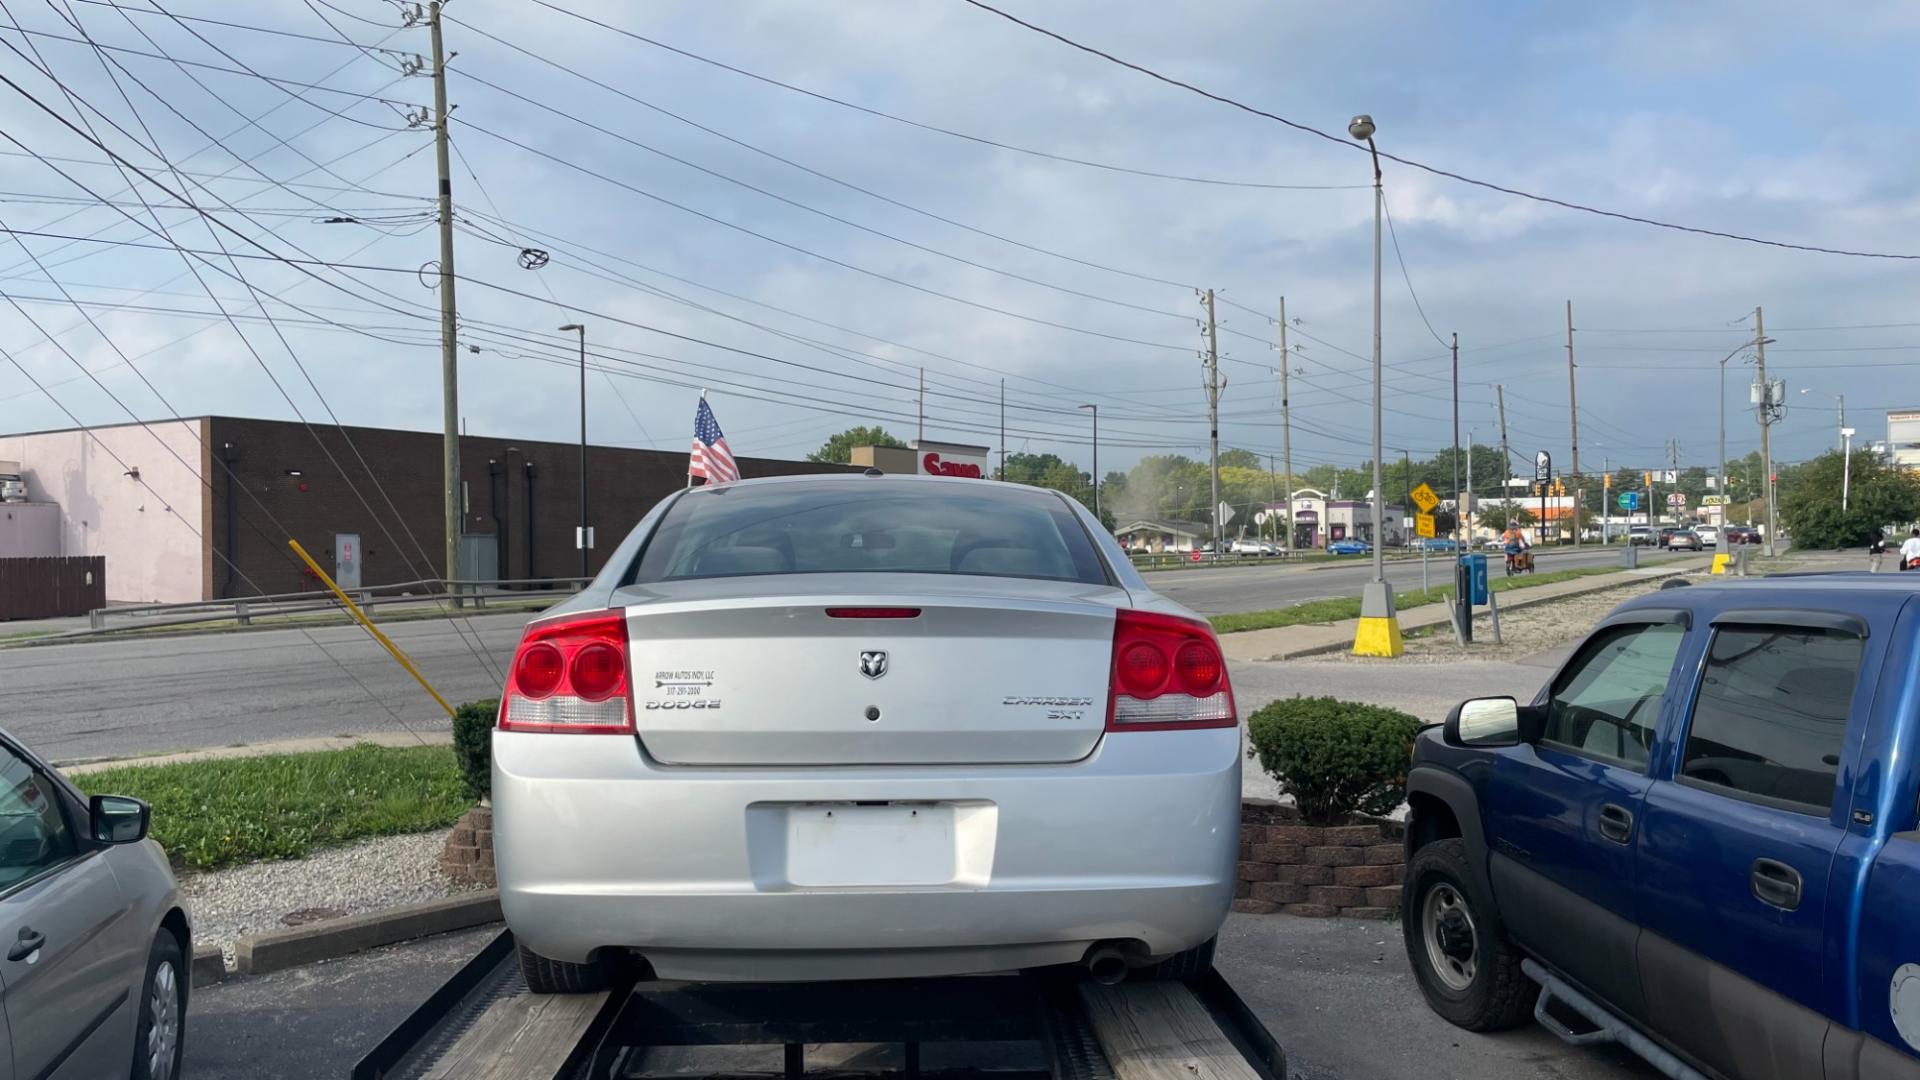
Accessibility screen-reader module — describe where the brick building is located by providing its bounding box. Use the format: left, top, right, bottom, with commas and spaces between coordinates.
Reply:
0, 416, 851, 603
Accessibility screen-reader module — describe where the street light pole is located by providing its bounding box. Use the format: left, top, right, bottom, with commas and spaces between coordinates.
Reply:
1842, 426, 1856, 511
1079, 404, 1099, 521
1348, 113, 1401, 657
1801, 387, 1846, 452
559, 323, 588, 577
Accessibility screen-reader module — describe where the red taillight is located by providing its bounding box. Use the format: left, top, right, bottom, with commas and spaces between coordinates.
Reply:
1174, 640, 1223, 695
498, 611, 633, 734
1107, 610, 1236, 731
514, 643, 565, 699
825, 607, 923, 619
1117, 641, 1169, 696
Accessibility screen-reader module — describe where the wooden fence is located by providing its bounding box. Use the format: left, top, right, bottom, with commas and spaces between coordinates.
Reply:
0, 556, 105, 620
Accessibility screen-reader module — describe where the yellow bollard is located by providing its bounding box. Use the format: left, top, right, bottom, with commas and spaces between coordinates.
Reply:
287, 539, 456, 717
1711, 553, 1731, 575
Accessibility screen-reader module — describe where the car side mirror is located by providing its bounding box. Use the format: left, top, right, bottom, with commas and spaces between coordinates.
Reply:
1444, 696, 1523, 748
90, 795, 151, 844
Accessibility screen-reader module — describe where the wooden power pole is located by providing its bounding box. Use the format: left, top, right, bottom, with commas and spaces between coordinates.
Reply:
1204, 288, 1221, 551
429, 1, 461, 590
1279, 295, 1292, 550
1566, 300, 1581, 547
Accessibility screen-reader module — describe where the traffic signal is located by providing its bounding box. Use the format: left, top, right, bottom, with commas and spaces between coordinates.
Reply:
1603, 474, 1611, 488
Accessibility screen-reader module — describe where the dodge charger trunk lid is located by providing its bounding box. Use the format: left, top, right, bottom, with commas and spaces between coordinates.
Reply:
613, 476, 1129, 767
619, 575, 1124, 765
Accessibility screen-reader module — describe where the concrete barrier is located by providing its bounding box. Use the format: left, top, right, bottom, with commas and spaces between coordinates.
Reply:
234, 890, 500, 976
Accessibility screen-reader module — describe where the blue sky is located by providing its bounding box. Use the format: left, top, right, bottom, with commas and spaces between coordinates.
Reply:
0, 0, 1914, 480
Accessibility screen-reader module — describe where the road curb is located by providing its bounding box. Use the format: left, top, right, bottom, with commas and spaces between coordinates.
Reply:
233, 890, 501, 976
192, 942, 227, 988
56, 731, 455, 774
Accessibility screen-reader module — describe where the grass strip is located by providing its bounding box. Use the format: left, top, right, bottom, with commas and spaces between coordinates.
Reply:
1210, 566, 1623, 634
78, 743, 468, 872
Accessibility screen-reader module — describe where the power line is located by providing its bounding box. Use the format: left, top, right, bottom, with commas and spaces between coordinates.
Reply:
1381, 191, 1448, 349
446, 66, 1193, 323
446, 10, 1196, 293
450, 115, 1197, 354
527, 0, 1366, 193
954, 0, 1920, 261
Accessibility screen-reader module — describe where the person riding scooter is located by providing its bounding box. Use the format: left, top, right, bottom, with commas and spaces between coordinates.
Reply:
1503, 526, 1533, 574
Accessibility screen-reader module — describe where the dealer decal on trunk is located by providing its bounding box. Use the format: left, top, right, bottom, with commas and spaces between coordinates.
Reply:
649, 669, 720, 709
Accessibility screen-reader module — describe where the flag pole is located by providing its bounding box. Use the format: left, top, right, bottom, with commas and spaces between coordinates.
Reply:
687, 388, 706, 489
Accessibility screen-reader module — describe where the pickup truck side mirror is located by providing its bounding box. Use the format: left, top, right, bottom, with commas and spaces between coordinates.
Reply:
1445, 696, 1524, 748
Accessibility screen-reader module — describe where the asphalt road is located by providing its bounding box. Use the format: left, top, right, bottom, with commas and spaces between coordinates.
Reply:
2, 546, 1671, 763
2, 612, 529, 763
1141, 545, 1689, 615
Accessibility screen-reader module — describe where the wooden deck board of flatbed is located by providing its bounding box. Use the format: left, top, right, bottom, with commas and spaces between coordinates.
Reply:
419, 990, 608, 1080
1079, 982, 1263, 1080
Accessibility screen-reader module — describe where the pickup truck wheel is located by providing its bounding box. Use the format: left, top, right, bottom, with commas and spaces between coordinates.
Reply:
517, 942, 607, 994
1403, 839, 1532, 1031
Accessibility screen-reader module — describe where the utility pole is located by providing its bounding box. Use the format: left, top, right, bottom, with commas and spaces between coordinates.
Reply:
1756, 306, 1777, 557
1566, 300, 1581, 548
1496, 384, 1511, 518
1451, 331, 1460, 542
1465, 435, 1474, 544
917, 367, 925, 443
1204, 288, 1221, 552
1267, 453, 1279, 544
1279, 296, 1293, 551
429, 0, 461, 592
998, 379, 1005, 480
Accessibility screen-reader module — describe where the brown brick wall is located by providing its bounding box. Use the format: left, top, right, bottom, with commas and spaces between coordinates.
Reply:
205, 417, 857, 597
1232, 800, 1403, 918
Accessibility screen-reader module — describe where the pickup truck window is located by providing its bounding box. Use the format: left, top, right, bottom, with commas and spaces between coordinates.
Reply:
1680, 625, 1863, 814
1543, 622, 1686, 767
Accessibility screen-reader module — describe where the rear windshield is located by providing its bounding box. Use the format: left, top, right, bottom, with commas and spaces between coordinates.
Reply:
631, 481, 1108, 585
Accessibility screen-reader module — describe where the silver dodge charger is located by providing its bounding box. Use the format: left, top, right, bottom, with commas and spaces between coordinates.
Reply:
493, 473, 1240, 992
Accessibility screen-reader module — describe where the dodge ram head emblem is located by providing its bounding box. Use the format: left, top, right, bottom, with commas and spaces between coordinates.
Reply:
859, 650, 888, 680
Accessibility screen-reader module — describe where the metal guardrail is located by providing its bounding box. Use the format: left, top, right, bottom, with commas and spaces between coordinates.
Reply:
86, 577, 591, 633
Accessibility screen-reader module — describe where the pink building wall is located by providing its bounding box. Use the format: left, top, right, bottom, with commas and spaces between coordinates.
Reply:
0, 420, 210, 603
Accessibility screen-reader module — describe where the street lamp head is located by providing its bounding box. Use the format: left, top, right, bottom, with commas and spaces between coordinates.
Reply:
558, 323, 583, 332
1348, 114, 1376, 141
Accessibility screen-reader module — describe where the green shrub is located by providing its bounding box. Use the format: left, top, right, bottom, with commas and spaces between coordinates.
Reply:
1245, 696, 1423, 825
452, 699, 498, 802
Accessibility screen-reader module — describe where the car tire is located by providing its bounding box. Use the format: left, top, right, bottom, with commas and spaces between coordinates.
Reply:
517, 942, 608, 994
132, 931, 185, 1080
1145, 936, 1216, 983
1402, 839, 1532, 1032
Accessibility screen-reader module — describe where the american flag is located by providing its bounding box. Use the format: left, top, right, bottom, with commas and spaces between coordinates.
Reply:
689, 397, 739, 484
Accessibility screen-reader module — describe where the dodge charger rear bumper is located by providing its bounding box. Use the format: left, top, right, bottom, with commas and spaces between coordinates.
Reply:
492, 725, 1240, 981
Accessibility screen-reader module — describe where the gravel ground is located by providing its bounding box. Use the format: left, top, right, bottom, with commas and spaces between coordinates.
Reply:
182, 828, 480, 965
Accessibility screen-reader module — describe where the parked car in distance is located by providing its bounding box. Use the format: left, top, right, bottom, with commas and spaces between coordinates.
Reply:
1328, 539, 1372, 555
1628, 526, 1654, 546
493, 475, 1238, 992
0, 728, 190, 1080
1230, 538, 1276, 557
1695, 525, 1720, 547
1722, 524, 1761, 545
1664, 529, 1702, 551
1400, 575, 1920, 1080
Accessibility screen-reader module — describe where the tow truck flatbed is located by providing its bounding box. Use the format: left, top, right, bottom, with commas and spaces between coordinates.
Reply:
353, 932, 1286, 1080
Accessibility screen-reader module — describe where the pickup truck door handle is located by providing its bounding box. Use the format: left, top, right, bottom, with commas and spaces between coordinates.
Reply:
7, 926, 44, 961
1597, 803, 1634, 844
1751, 858, 1802, 911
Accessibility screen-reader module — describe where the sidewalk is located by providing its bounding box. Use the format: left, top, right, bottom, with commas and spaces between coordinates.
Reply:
1220, 560, 1704, 663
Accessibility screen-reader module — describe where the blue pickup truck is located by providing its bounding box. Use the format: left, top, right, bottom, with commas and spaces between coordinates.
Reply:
1401, 574, 1920, 1080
